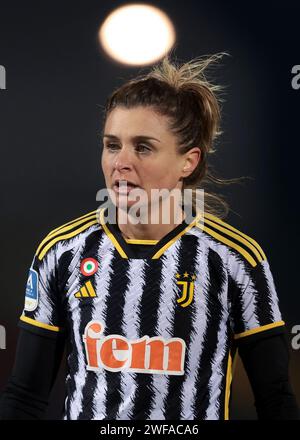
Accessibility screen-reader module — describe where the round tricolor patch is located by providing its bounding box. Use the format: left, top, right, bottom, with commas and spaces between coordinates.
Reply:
80, 258, 98, 276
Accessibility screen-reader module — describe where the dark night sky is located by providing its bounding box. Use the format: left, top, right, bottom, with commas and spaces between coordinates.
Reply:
0, 0, 299, 419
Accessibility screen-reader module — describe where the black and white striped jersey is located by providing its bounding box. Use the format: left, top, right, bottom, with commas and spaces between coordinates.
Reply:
19, 204, 285, 420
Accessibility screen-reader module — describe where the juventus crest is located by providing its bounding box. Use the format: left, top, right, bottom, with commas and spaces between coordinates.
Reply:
175, 272, 196, 307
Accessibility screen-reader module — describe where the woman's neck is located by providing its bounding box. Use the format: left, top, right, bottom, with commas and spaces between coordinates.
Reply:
117, 205, 186, 241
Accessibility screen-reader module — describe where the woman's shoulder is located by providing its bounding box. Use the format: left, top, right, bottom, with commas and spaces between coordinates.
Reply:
195, 211, 267, 268
35, 209, 101, 261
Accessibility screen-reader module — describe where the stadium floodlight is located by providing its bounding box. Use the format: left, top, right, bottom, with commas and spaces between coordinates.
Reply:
99, 4, 176, 66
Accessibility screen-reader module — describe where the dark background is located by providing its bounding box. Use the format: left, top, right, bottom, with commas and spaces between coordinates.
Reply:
0, 0, 299, 420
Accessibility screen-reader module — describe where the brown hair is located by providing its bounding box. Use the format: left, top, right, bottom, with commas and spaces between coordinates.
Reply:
101, 52, 245, 219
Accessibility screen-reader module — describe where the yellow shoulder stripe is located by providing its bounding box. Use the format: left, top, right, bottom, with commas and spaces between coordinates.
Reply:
37, 219, 98, 261
47, 210, 97, 238
203, 217, 263, 263
196, 223, 258, 267
203, 212, 266, 260
20, 315, 61, 332
36, 211, 98, 256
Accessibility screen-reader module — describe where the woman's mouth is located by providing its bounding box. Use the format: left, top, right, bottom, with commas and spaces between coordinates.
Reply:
113, 181, 140, 195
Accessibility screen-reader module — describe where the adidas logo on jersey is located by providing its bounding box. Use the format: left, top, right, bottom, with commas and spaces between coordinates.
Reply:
74, 280, 97, 298
83, 321, 186, 375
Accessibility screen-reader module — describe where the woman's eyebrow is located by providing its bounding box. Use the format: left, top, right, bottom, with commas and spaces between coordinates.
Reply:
103, 134, 161, 143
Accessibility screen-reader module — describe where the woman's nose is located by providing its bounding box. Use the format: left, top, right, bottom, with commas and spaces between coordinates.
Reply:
114, 146, 134, 171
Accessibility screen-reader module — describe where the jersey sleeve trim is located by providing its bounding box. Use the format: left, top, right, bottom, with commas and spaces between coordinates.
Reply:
19, 315, 62, 332
234, 320, 285, 340
224, 351, 233, 420
224, 346, 239, 420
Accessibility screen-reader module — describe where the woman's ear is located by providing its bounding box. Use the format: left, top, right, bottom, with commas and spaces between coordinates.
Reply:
182, 148, 201, 177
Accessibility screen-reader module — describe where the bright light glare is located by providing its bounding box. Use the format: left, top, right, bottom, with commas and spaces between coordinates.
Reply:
99, 4, 176, 66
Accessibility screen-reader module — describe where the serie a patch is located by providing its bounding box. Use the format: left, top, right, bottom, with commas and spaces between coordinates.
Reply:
24, 268, 39, 311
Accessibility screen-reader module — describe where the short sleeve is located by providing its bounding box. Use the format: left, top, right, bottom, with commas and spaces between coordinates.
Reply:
229, 257, 285, 342
19, 243, 64, 336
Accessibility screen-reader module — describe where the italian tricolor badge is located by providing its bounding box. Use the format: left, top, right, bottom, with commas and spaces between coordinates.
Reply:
80, 258, 98, 276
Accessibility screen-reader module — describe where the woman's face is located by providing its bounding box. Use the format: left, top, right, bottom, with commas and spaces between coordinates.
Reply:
101, 106, 199, 211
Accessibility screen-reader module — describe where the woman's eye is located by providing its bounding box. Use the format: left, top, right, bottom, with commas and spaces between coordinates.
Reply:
105, 143, 120, 150
135, 144, 151, 153
104, 143, 151, 153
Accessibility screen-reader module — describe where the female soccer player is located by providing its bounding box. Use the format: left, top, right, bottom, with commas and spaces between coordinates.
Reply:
0, 54, 299, 420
